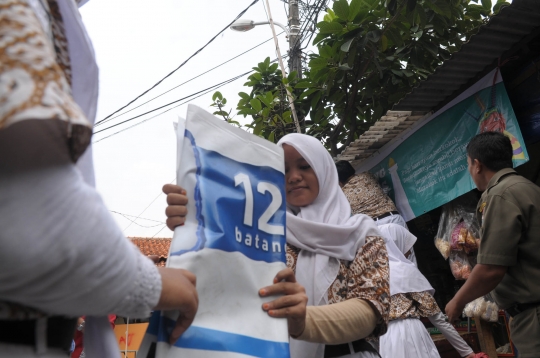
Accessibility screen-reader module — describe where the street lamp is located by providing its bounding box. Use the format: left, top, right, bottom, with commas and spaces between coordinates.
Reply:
229, 16, 301, 134
230, 19, 289, 37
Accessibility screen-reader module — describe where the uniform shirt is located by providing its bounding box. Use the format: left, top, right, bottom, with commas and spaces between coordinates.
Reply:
388, 291, 440, 321
287, 236, 391, 338
476, 168, 540, 308
342, 173, 397, 218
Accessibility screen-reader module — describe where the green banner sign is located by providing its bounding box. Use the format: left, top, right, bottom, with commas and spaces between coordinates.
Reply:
363, 70, 529, 221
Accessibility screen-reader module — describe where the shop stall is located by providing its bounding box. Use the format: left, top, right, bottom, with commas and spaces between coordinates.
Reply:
338, 1, 540, 356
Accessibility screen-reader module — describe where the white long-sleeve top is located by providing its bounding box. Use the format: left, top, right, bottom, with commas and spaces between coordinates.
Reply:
428, 312, 474, 357
0, 121, 161, 319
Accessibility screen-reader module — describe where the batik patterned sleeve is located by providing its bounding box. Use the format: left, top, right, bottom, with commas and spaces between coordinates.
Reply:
343, 236, 390, 337
286, 244, 300, 273
389, 292, 440, 320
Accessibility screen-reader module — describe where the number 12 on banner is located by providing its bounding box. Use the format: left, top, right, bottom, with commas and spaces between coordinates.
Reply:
234, 173, 284, 236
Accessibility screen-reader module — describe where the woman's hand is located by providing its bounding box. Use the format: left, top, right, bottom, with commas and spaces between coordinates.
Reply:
259, 268, 308, 337
155, 268, 198, 344
163, 184, 188, 231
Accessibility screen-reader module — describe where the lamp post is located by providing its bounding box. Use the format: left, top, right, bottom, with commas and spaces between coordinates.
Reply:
230, 14, 302, 134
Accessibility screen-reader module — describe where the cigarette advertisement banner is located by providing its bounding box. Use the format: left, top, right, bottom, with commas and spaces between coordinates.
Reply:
362, 70, 529, 221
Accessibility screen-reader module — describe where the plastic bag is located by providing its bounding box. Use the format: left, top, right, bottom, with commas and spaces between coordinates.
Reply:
450, 221, 468, 251
461, 212, 480, 254
449, 251, 472, 280
139, 105, 290, 358
463, 295, 500, 322
434, 204, 456, 259
481, 301, 500, 322
435, 195, 481, 258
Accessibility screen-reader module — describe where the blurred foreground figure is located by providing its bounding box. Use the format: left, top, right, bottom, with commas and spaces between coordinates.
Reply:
0, 1, 197, 357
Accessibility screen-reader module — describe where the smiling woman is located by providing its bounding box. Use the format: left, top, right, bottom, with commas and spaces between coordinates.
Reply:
283, 144, 320, 208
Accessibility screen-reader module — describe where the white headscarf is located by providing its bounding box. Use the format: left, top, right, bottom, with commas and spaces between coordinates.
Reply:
377, 223, 434, 296
277, 134, 381, 358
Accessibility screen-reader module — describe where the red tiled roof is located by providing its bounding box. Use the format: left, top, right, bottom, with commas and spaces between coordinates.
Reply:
129, 237, 171, 267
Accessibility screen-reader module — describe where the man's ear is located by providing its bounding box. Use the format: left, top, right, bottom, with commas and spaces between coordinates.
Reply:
473, 159, 483, 174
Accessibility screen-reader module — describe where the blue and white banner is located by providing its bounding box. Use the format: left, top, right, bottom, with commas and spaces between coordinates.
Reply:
140, 105, 290, 358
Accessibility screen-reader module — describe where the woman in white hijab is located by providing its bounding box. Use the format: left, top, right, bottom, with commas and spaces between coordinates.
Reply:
165, 133, 393, 357
258, 133, 392, 358
377, 224, 474, 358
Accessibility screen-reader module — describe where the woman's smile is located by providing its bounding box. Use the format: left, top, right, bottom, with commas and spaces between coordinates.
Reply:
282, 144, 319, 207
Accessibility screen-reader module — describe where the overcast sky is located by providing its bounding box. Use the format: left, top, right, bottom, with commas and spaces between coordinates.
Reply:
80, 0, 303, 238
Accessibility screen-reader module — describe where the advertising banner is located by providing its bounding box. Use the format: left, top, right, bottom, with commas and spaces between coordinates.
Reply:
359, 70, 529, 221
140, 105, 289, 358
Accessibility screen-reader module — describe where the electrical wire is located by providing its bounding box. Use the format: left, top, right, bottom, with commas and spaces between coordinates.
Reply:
92, 55, 287, 144
93, 71, 252, 135
111, 210, 165, 226
94, 33, 284, 128
122, 177, 175, 233
95, 0, 260, 126
151, 225, 168, 238
92, 71, 249, 142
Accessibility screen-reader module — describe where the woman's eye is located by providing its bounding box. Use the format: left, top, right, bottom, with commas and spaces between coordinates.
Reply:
299, 165, 311, 170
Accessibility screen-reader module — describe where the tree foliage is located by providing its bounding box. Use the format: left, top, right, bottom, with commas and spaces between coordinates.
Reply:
211, 0, 509, 154
301, 0, 508, 156
212, 57, 309, 143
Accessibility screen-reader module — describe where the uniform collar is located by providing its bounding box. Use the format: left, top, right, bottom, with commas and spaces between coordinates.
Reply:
486, 168, 516, 192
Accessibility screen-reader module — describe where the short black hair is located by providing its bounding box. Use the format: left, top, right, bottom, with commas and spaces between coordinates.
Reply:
466, 132, 513, 172
335, 160, 356, 184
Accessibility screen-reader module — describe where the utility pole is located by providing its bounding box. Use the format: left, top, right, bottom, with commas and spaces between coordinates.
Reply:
288, 0, 302, 78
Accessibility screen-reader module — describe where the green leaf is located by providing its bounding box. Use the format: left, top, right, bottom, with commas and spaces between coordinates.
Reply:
250, 99, 262, 112
415, 5, 427, 27
311, 92, 322, 109
439, 48, 451, 60
295, 81, 312, 89
268, 131, 275, 143
213, 91, 223, 101
422, 41, 439, 56
251, 73, 263, 81
269, 63, 279, 72
312, 32, 327, 45
299, 88, 319, 100
481, 0, 491, 11
310, 57, 328, 71
381, 35, 388, 51
333, 0, 349, 20
318, 21, 344, 34
348, 0, 362, 21
341, 38, 354, 52
258, 94, 271, 107
222, 98, 227, 105
323, 8, 337, 22
391, 69, 403, 77
385, 28, 403, 47
283, 111, 292, 123
320, 45, 334, 58
402, 69, 414, 77
238, 92, 250, 100
265, 92, 274, 106
426, 0, 452, 18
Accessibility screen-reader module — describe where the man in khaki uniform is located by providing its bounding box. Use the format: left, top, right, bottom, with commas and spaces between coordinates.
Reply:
446, 132, 540, 357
